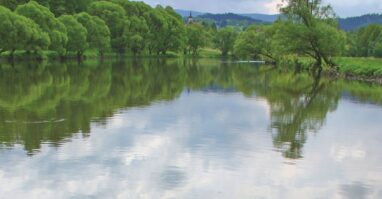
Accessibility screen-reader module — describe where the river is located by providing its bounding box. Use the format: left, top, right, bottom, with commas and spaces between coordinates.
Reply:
0, 59, 381, 198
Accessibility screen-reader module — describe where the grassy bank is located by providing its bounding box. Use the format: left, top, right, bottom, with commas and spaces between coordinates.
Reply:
335, 57, 382, 77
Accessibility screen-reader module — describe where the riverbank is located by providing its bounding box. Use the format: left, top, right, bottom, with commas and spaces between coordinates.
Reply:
1, 51, 382, 84
0, 48, 223, 61
334, 57, 382, 84
289, 57, 382, 84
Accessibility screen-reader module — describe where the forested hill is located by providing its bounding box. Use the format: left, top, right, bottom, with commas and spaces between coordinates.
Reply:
175, 9, 204, 17
176, 9, 279, 23
195, 13, 266, 27
339, 14, 382, 31
176, 9, 382, 31
240, 13, 279, 22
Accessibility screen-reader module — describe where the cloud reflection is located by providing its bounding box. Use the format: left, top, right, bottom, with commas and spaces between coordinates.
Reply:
0, 91, 381, 198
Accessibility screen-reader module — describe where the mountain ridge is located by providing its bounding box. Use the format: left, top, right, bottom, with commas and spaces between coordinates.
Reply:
175, 9, 382, 31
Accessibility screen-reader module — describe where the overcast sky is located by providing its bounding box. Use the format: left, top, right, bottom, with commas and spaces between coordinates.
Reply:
133, 0, 382, 17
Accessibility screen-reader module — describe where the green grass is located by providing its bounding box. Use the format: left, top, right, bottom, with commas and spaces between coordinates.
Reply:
195, 48, 222, 58
335, 57, 382, 77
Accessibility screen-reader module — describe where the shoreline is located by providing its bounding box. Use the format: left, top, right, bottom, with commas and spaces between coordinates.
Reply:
1, 55, 382, 85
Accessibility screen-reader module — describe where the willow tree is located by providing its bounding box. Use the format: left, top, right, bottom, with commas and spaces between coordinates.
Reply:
88, 1, 128, 53
234, 25, 278, 61
75, 12, 111, 57
0, 5, 50, 56
278, 0, 346, 68
58, 15, 88, 58
16, 1, 68, 54
214, 27, 238, 56
185, 23, 208, 55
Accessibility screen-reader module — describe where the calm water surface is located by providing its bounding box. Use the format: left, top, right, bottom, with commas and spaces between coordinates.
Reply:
0, 59, 381, 198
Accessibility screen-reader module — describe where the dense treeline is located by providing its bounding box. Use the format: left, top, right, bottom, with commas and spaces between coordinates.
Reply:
0, 0, 214, 59
0, 0, 381, 70
346, 24, 382, 58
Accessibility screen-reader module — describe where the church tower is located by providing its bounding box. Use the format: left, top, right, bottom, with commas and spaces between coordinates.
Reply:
187, 11, 193, 24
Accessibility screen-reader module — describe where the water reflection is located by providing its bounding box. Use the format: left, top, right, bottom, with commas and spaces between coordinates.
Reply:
0, 59, 381, 198
0, 60, 382, 157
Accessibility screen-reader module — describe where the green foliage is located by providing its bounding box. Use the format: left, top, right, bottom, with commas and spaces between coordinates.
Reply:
88, 1, 127, 53
111, 0, 152, 17
0, 5, 50, 55
3, 0, 376, 65
214, 26, 238, 56
185, 23, 208, 55
277, 0, 346, 67
0, 0, 27, 10
234, 25, 278, 60
125, 16, 149, 55
49, 0, 94, 16
155, 6, 186, 54
58, 15, 88, 56
75, 12, 111, 56
234, 27, 258, 59
16, 1, 68, 54
373, 38, 382, 58
350, 24, 382, 57
336, 57, 382, 76
196, 13, 263, 28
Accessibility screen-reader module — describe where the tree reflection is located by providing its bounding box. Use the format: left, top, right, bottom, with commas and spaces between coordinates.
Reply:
264, 73, 340, 159
0, 60, 381, 157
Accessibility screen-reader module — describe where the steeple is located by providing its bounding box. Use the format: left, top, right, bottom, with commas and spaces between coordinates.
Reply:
187, 11, 193, 24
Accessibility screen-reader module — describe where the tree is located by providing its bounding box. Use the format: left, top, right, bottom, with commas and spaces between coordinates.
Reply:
234, 26, 261, 59
58, 15, 88, 58
373, 37, 382, 58
185, 23, 208, 55
143, 8, 167, 55
75, 12, 111, 57
278, 0, 346, 68
0, 0, 27, 10
214, 27, 238, 56
111, 0, 152, 17
88, 1, 128, 53
161, 6, 186, 54
148, 6, 186, 55
15, 1, 68, 54
354, 24, 382, 57
0, 6, 50, 57
234, 25, 281, 62
49, 0, 93, 16
125, 16, 148, 55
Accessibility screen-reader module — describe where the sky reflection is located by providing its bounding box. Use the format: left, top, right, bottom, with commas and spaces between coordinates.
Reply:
0, 91, 381, 199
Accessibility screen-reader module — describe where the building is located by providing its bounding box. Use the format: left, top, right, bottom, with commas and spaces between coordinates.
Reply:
187, 11, 193, 24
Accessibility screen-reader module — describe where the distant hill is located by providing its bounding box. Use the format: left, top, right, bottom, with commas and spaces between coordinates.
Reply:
175, 9, 205, 17
240, 13, 280, 22
196, 13, 266, 28
339, 14, 382, 31
175, 9, 276, 23
175, 9, 382, 31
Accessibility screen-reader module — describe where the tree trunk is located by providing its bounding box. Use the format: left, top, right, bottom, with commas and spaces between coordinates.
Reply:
9, 49, 15, 61
77, 51, 83, 62
322, 55, 336, 68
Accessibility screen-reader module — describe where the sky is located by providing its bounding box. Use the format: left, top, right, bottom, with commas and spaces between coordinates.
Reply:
132, 0, 382, 17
